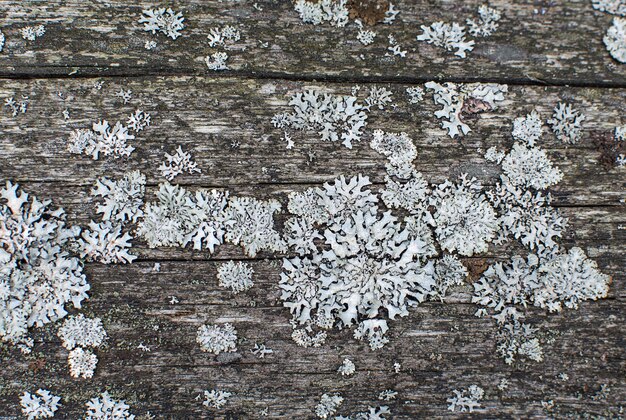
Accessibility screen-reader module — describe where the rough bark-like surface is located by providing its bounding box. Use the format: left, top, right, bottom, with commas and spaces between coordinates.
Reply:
0, 1, 624, 85
0, 2, 625, 419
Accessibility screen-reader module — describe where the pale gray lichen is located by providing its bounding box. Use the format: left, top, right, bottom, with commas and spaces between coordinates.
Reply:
294, 0, 349, 27
0, 182, 88, 348
20, 25, 46, 41
406, 86, 425, 104
67, 121, 136, 160
431, 255, 468, 300
196, 323, 237, 354
604, 17, 626, 62
447, 385, 484, 413
85, 392, 135, 420
20, 389, 61, 420
91, 171, 146, 224
68, 347, 98, 379
473, 249, 610, 314
337, 358, 356, 376
280, 175, 437, 349
592, 0, 626, 15
283, 217, 323, 256
272, 90, 368, 149
370, 130, 417, 179
424, 81, 507, 137
159, 145, 201, 181
496, 316, 544, 364
501, 143, 563, 190
207, 25, 241, 47
291, 327, 327, 347
0, 31, 5, 52
139, 8, 185, 40
77, 221, 136, 264
512, 110, 543, 146
417, 21, 475, 58
484, 146, 505, 163
378, 390, 398, 401
428, 174, 497, 256
216, 260, 254, 294
137, 183, 228, 252
466, 5, 502, 37
380, 172, 430, 212
205, 52, 229, 70
57, 314, 107, 350
224, 196, 287, 257
315, 393, 344, 418
357, 29, 376, 46
202, 389, 232, 409
126, 110, 151, 133
488, 181, 567, 257
536, 247, 611, 312
547, 103, 586, 144
364, 87, 394, 111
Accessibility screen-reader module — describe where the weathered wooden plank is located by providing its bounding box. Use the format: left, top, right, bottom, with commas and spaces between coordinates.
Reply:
0, 1, 624, 85
0, 279, 623, 418
0, 77, 624, 207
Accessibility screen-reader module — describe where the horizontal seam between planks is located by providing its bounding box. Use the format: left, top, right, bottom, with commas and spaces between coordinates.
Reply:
0, 68, 625, 89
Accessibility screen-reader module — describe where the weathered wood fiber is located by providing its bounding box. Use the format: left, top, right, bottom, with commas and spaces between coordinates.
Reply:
0, 77, 624, 204
0, 1, 624, 85
0, 76, 624, 418
0, 1, 625, 419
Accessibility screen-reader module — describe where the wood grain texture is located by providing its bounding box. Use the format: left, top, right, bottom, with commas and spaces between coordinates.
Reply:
0, 1, 625, 419
0, 0, 624, 85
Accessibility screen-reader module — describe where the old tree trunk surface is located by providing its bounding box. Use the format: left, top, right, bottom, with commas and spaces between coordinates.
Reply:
0, 1, 624, 419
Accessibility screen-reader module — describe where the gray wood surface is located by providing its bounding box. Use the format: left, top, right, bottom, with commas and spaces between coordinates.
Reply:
0, 1, 625, 419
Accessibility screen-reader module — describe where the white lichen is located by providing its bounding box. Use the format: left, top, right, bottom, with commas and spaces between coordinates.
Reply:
20, 389, 61, 420
547, 103, 585, 144
337, 358, 356, 376
370, 130, 417, 179
202, 389, 232, 409
424, 82, 507, 137
67, 120, 136, 160
137, 183, 229, 251
432, 255, 468, 300
216, 260, 254, 294
126, 110, 151, 133
280, 175, 437, 349
273, 90, 368, 149
447, 385, 484, 413
139, 8, 185, 40
205, 51, 229, 70
68, 347, 98, 379
20, 25, 46, 41
429, 174, 497, 256
592, 0, 626, 15
78, 221, 136, 264
0, 182, 88, 348
357, 29, 376, 46
294, 0, 349, 27
315, 393, 344, 419
91, 171, 146, 224
196, 323, 237, 354
466, 5, 502, 37
488, 181, 567, 256
159, 145, 201, 181
58, 314, 107, 350
512, 110, 543, 146
85, 392, 135, 420
224, 196, 287, 257
417, 21, 475, 58
501, 142, 563, 190
406, 86, 424, 104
